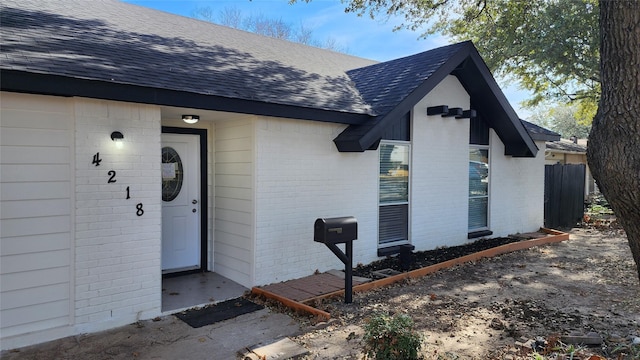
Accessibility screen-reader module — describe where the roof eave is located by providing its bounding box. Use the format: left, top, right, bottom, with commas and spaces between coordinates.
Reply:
453, 50, 539, 157
0, 69, 371, 125
334, 44, 475, 152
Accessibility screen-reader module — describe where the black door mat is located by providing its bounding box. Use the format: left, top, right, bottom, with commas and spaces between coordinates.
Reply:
175, 297, 264, 328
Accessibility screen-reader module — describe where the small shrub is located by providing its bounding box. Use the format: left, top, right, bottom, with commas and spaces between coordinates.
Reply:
362, 313, 422, 360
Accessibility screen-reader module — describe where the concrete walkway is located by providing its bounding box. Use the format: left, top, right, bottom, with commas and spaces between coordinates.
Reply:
2, 308, 304, 360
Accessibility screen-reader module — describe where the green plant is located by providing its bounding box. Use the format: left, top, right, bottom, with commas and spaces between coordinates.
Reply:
362, 313, 422, 360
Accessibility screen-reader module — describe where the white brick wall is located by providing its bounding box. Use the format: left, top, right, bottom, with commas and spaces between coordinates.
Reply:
489, 135, 545, 236
254, 117, 378, 286
411, 76, 471, 249
73, 99, 162, 333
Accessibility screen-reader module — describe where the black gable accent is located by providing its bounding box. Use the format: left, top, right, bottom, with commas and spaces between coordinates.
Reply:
452, 51, 538, 157
335, 42, 539, 158
335, 42, 473, 152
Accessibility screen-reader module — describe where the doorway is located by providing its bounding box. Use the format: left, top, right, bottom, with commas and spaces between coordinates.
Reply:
161, 127, 208, 274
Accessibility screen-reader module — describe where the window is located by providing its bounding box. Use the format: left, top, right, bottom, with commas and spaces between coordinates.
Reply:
469, 147, 489, 230
379, 142, 410, 246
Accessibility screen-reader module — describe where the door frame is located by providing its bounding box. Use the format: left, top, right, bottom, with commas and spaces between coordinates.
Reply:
161, 126, 208, 272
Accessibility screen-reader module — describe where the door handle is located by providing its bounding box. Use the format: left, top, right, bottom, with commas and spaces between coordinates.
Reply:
192, 199, 198, 204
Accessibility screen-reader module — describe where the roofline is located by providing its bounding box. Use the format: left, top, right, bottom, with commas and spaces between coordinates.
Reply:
545, 149, 586, 155
0, 69, 372, 125
455, 49, 539, 156
335, 42, 540, 157
349, 45, 475, 152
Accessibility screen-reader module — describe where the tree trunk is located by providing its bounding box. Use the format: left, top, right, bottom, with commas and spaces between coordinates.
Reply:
587, 0, 640, 282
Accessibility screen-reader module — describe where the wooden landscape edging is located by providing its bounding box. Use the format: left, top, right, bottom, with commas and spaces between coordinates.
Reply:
251, 286, 331, 321
252, 228, 569, 319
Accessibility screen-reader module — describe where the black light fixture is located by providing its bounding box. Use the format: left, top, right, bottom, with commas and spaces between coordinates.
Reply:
182, 115, 199, 124
110, 131, 124, 148
110, 131, 124, 141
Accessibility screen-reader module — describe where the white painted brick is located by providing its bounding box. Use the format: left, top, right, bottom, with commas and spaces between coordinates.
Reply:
73, 99, 162, 332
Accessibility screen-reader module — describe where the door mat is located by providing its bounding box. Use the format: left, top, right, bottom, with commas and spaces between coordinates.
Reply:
175, 297, 264, 328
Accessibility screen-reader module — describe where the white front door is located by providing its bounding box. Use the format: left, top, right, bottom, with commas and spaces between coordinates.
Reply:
161, 133, 201, 272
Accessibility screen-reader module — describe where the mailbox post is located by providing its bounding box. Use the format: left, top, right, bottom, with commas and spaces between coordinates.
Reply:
314, 216, 357, 303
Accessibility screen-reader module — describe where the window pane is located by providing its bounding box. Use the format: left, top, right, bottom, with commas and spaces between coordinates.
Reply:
469, 148, 489, 230
468, 197, 488, 229
380, 144, 409, 203
379, 204, 408, 244
469, 149, 489, 197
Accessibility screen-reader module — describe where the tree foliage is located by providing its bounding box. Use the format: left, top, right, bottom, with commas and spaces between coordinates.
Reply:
296, 0, 600, 122
530, 105, 591, 139
192, 6, 345, 52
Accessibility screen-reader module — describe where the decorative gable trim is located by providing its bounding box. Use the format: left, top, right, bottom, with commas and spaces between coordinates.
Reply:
334, 42, 539, 158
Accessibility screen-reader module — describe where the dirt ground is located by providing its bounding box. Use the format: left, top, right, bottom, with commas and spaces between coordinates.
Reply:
3, 228, 639, 360
291, 228, 640, 359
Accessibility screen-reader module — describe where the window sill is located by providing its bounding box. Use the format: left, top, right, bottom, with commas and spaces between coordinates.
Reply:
468, 230, 493, 239
377, 243, 415, 257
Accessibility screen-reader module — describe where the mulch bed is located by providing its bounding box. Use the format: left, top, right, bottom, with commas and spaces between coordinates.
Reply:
352, 235, 530, 278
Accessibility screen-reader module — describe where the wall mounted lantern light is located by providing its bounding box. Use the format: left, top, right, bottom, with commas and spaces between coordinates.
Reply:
111, 131, 124, 148
182, 115, 199, 124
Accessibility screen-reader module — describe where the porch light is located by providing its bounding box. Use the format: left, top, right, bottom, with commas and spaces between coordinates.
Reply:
182, 115, 199, 124
110, 131, 124, 148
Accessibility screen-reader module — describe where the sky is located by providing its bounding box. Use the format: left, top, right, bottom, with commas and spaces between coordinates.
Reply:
123, 0, 532, 118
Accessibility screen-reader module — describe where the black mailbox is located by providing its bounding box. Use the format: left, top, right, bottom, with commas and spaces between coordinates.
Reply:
314, 216, 358, 244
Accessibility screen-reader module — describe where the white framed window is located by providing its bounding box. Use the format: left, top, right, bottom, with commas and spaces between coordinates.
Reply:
469, 146, 489, 230
379, 141, 410, 246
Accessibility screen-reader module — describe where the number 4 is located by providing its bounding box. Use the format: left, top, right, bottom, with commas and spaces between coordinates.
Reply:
92, 152, 102, 166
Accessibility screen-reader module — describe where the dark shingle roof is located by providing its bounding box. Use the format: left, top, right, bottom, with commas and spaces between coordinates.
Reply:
0, 0, 549, 156
0, 0, 376, 116
521, 120, 561, 142
546, 140, 587, 153
347, 42, 469, 118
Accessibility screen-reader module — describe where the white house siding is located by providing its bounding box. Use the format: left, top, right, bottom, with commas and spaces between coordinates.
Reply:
411, 76, 471, 250
489, 135, 545, 237
214, 119, 256, 288
0, 92, 75, 349
253, 117, 378, 286
73, 99, 162, 334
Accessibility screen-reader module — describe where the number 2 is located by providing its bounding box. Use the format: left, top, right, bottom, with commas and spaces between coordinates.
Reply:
108, 170, 116, 183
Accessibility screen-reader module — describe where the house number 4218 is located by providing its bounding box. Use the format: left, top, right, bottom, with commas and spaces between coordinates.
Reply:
92, 152, 144, 216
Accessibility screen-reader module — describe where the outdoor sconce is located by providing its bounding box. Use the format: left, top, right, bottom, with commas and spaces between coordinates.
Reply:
182, 115, 199, 124
110, 131, 124, 148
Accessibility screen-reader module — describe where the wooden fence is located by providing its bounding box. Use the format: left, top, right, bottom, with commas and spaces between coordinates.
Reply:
544, 163, 586, 228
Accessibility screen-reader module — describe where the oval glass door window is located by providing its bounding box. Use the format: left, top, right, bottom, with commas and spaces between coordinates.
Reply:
162, 147, 183, 202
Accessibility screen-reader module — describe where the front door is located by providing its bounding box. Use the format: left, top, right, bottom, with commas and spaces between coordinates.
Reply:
161, 133, 201, 272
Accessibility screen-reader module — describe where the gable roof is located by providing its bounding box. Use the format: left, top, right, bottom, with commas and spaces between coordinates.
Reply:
546, 139, 587, 153
0, 0, 539, 157
335, 42, 539, 156
521, 120, 561, 142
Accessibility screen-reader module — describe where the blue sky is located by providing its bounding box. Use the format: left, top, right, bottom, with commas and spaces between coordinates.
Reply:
123, 0, 532, 118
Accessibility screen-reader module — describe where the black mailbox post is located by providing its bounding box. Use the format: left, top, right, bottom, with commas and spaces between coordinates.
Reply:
314, 217, 357, 303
